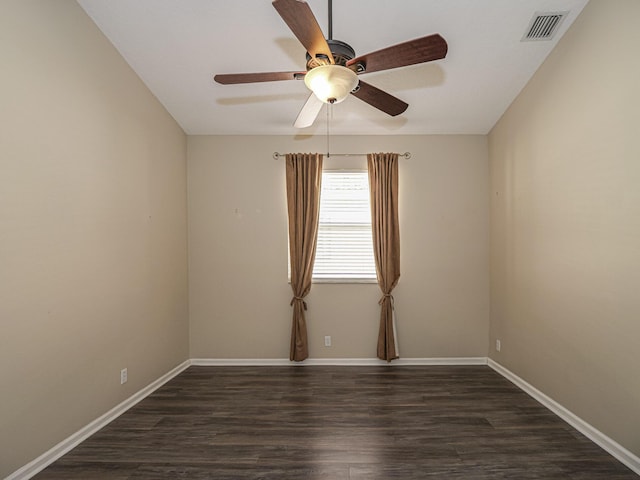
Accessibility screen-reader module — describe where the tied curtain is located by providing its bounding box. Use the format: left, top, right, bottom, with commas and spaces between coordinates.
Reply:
368, 153, 401, 362
285, 153, 323, 362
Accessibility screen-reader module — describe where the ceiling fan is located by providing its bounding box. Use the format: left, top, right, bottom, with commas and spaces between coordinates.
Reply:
214, 0, 448, 128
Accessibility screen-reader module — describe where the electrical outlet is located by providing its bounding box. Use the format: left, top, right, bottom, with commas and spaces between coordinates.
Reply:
120, 368, 128, 385
324, 336, 332, 347
496, 339, 501, 352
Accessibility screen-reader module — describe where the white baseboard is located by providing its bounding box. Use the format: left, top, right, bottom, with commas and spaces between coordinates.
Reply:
488, 358, 640, 476
190, 357, 488, 366
190, 357, 292, 366
7, 360, 191, 480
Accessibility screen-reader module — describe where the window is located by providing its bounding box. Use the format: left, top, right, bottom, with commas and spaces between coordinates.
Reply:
312, 170, 377, 282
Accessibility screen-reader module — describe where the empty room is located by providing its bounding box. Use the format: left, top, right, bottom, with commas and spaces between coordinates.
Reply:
1, 0, 638, 478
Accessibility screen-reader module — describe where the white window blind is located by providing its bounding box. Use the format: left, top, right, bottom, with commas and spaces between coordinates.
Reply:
313, 170, 377, 282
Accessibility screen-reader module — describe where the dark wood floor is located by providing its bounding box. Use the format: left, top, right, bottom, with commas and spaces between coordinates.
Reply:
34, 365, 637, 479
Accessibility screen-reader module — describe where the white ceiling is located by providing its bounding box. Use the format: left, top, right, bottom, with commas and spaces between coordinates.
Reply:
77, 0, 589, 135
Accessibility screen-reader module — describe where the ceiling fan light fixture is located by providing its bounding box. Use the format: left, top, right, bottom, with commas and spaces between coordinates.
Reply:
304, 65, 358, 104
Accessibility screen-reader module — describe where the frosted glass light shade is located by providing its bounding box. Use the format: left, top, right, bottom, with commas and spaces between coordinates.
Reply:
304, 65, 358, 104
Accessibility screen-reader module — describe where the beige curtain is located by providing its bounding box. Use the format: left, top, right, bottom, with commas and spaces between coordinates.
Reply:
368, 153, 400, 362
286, 153, 323, 362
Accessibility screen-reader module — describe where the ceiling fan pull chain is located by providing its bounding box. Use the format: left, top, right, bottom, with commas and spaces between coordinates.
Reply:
326, 104, 331, 158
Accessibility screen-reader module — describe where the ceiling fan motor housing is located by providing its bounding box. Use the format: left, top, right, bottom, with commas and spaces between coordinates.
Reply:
306, 39, 358, 69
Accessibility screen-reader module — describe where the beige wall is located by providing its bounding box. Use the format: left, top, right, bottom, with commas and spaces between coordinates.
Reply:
0, 1, 189, 476
489, 0, 640, 458
188, 134, 489, 359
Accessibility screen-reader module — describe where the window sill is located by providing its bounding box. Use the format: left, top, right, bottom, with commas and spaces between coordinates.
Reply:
312, 278, 378, 284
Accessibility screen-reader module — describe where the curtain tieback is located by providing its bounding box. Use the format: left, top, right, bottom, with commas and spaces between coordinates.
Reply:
290, 296, 307, 310
379, 293, 394, 306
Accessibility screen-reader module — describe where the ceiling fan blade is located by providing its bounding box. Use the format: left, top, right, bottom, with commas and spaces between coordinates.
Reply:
351, 81, 408, 117
214, 71, 305, 84
347, 34, 447, 74
294, 93, 324, 128
272, 0, 334, 65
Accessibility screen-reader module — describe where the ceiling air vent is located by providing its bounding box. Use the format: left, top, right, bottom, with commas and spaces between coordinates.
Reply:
522, 11, 568, 41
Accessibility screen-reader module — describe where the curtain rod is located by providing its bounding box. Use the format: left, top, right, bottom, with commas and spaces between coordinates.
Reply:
272, 152, 411, 160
